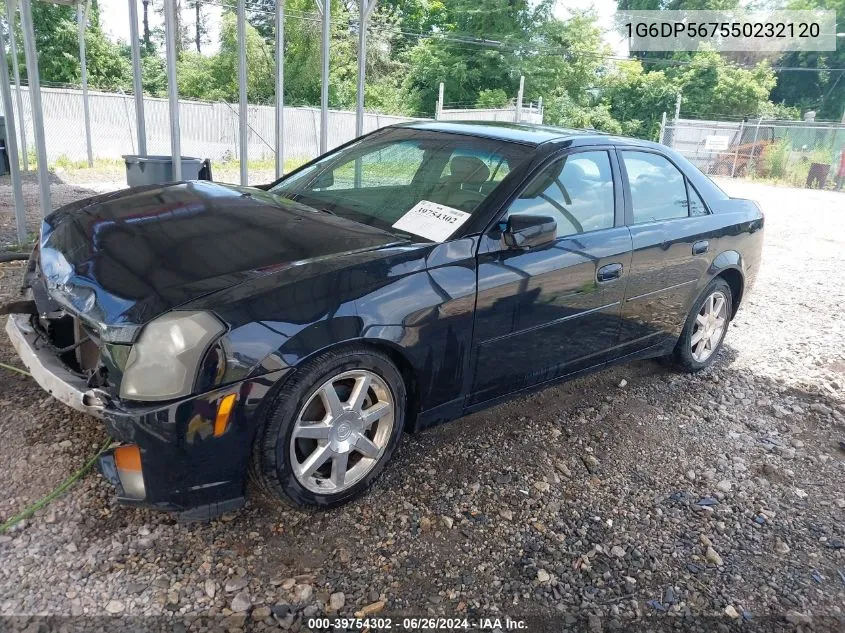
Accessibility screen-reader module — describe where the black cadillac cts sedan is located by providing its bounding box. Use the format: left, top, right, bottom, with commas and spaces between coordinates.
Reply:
5, 122, 764, 519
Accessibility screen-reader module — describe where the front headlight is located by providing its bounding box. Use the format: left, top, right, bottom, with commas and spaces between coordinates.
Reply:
120, 311, 226, 401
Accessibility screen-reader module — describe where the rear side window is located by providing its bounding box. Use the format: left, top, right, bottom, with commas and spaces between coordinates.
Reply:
687, 184, 708, 216
622, 151, 690, 224
505, 150, 615, 238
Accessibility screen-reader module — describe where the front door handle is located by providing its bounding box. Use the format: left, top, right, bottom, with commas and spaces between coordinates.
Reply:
692, 240, 710, 255
597, 262, 623, 282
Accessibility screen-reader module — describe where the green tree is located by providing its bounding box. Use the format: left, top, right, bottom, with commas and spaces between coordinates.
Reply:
601, 60, 677, 138
770, 0, 845, 120
475, 88, 509, 108
9, 0, 132, 92
667, 49, 776, 118
400, 0, 547, 114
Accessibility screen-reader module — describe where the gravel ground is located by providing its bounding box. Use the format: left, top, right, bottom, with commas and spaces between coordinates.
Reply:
0, 176, 843, 630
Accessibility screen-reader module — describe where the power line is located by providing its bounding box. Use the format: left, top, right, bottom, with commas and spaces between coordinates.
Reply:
196, 0, 845, 74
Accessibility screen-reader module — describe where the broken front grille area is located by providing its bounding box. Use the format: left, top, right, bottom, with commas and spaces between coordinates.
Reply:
31, 311, 108, 388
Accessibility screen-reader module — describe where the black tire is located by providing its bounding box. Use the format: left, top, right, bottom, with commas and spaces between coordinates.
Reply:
250, 346, 406, 509
673, 278, 732, 373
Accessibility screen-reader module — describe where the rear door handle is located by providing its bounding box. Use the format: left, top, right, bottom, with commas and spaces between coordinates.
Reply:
692, 240, 709, 255
597, 262, 623, 282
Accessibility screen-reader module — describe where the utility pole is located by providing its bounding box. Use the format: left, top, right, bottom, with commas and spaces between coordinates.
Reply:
5, 0, 28, 172
318, 0, 330, 155
275, 0, 285, 178
195, 0, 202, 52
0, 12, 27, 242
19, 0, 50, 216
355, 0, 377, 138
142, 0, 150, 46
78, 0, 93, 167
129, 0, 147, 155
164, 0, 182, 180
436, 82, 444, 120
237, 0, 248, 185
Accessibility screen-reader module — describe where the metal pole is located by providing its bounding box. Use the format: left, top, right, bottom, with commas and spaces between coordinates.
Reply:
0, 17, 27, 243
748, 117, 762, 177
128, 0, 147, 155
436, 82, 444, 119
318, 0, 329, 154
355, 0, 376, 138
515, 75, 524, 123
730, 120, 745, 178
237, 0, 248, 185
19, 0, 50, 216
77, 0, 93, 167
6, 0, 28, 172
163, 0, 181, 179
674, 91, 682, 121
658, 111, 667, 145
275, 0, 285, 178
537, 96, 543, 123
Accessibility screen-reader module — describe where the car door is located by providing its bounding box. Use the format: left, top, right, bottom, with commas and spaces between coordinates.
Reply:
615, 148, 724, 353
468, 148, 632, 406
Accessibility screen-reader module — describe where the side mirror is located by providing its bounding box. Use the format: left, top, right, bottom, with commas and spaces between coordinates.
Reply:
502, 215, 557, 250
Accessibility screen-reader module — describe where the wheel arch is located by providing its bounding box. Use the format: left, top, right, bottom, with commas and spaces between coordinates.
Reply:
262, 337, 422, 433
708, 250, 746, 318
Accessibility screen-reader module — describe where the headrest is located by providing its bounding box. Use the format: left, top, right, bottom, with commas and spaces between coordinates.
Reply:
448, 156, 490, 184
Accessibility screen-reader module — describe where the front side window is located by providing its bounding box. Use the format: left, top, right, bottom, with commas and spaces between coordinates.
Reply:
270, 129, 532, 242
504, 150, 615, 239
622, 151, 690, 223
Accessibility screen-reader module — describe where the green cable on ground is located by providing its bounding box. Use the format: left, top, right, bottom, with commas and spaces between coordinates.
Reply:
0, 361, 31, 377
0, 438, 113, 534
0, 361, 113, 534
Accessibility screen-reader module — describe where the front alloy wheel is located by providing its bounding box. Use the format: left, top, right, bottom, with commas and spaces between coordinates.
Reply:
290, 370, 395, 494
251, 347, 406, 508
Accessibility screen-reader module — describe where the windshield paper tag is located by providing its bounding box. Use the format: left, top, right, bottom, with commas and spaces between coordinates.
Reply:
392, 201, 471, 242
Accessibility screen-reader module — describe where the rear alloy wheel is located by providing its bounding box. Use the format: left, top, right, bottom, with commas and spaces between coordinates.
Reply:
251, 347, 406, 508
673, 278, 732, 372
690, 290, 728, 363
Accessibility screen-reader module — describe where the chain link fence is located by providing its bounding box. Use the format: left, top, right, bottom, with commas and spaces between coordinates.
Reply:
660, 117, 845, 189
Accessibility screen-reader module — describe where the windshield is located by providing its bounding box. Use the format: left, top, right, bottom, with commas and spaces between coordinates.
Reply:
270, 128, 533, 242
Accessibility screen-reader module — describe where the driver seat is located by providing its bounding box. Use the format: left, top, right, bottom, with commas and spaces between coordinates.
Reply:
435, 156, 491, 211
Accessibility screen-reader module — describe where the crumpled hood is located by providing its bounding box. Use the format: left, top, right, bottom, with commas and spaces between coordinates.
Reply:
38, 180, 399, 328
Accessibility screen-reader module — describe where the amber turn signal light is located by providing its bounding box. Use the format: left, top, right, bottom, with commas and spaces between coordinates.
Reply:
114, 444, 142, 471
114, 444, 145, 499
214, 393, 237, 437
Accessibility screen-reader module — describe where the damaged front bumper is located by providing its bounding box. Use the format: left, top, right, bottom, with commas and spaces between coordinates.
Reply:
6, 313, 288, 521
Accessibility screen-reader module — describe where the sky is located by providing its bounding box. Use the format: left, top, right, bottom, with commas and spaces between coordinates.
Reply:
99, 0, 224, 51
99, 0, 627, 57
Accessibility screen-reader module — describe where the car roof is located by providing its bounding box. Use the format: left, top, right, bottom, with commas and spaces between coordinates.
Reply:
393, 120, 645, 147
